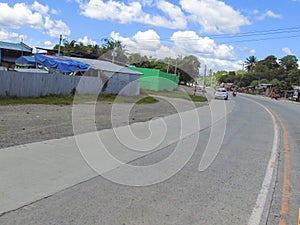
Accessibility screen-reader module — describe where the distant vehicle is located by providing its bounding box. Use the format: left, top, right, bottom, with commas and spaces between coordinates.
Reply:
232, 90, 237, 97
293, 87, 300, 101
271, 93, 280, 100
214, 88, 228, 100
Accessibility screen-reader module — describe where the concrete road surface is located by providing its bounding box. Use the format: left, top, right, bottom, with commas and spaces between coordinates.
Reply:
0, 94, 299, 225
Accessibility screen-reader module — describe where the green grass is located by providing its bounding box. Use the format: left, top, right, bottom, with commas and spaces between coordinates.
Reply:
0, 89, 207, 106
141, 89, 208, 102
0, 95, 74, 105
136, 96, 159, 104
0, 94, 159, 105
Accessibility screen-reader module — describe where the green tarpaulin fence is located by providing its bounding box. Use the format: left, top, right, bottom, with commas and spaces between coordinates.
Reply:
128, 67, 178, 91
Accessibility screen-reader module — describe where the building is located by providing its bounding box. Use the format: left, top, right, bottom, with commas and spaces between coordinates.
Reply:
66, 57, 142, 96
128, 67, 179, 91
0, 41, 32, 68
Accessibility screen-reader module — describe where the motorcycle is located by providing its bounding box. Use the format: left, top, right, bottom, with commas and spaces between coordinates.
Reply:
232, 90, 237, 97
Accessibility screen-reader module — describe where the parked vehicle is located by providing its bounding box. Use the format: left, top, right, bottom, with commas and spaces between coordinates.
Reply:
214, 88, 228, 100
293, 87, 300, 101
271, 92, 280, 100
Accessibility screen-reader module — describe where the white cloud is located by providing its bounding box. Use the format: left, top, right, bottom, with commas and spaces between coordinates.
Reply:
110, 29, 239, 71
0, 29, 26, 42
139, 0, 154, 6
257, 10, 282, 20
78, 36, 97, 45
0, 2, 44, 29
51, 9, 59, 15
180, 0, 250, 34
250, 49, 256, 55
44, 16, 71, 38
79, 0, 187, 29
171, 30, 236, 59
133, 30, 161, 50
44, 40, 53, 46
214, 44, 236, 59
31, 1, 49, 15
0, 2, 71, 39
111, 30, 173, 58
282, 47, 293, 55
199, 57, 244, 72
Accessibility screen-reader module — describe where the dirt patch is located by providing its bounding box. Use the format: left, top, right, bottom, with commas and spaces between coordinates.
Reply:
0, 98, 206, 149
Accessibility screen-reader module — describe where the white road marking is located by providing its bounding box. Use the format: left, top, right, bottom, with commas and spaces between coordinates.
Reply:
246, 98, 280, 225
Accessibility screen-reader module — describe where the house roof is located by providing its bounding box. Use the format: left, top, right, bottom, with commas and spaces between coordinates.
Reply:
65, 57, 142, 75
0, 41, 32, 52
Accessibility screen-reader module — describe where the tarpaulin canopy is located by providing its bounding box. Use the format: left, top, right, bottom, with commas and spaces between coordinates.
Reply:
15, 56, 36, 66
34, 54, 89, 73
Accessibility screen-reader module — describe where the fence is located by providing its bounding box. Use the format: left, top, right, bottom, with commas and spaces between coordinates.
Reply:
0, 71, 101, 97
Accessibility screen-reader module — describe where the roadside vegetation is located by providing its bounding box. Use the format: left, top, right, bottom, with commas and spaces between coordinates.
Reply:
210, 55, 300, 92
0, 89, 207, 106
54, 38, 200, 84
0, 94, 160, 106
141, 89, 207, 102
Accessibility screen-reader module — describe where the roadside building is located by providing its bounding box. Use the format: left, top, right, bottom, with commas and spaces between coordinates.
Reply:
128, 67, 179, 91
66, 57, 142, 96
0, 41, 32, 69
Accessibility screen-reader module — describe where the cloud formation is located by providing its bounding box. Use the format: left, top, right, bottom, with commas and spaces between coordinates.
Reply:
79, 0, 187, 29
180, 0, 250, 34
257, 10, 282, 20
0, 2, 70, 38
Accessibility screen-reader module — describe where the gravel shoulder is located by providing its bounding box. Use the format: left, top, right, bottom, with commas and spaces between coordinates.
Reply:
0, 97, 206, 149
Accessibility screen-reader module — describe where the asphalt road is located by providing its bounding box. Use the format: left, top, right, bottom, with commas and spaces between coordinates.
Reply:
0, 93, 299, 225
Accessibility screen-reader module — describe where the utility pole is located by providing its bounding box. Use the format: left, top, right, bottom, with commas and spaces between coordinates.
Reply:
58, 34, 62, 56
166, 59, 170, 74
203, 64, 207, 89
112, 43, 117, 64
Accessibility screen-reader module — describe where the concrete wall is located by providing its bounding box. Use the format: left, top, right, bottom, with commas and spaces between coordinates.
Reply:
0, 70, 139, 97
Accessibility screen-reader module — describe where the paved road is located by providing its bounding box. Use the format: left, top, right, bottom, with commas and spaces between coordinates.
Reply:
240, 94, 300, 225
0, 94, 299, 225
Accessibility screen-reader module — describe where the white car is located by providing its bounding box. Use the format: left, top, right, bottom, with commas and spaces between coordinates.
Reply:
214, 88, 228, 100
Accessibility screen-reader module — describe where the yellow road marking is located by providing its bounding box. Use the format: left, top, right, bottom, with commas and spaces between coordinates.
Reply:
298, 208, 300, 225
272, 111, 291, 225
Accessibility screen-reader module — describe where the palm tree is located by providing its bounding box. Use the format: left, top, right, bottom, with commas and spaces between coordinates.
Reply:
244, 56, 257, 72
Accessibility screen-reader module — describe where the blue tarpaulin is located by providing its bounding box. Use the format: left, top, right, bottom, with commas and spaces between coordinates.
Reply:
34, 54, 89, 73
15, 56, 36, 66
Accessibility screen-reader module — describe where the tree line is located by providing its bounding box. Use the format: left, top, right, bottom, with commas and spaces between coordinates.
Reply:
53, 38, 200, 83
215, 54, 300, 91
53, 38, 299, 91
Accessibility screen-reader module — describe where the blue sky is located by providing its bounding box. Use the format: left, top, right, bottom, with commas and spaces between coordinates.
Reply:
1, 0, 300, 72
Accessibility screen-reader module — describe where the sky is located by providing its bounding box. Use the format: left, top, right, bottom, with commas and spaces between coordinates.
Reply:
1, 0, 300, 73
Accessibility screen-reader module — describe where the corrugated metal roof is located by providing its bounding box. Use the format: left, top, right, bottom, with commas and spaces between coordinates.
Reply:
0, 41, 32, 52
66, 57, 142, 75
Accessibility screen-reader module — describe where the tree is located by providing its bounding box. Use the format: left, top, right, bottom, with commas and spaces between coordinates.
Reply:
244, 56, 257, 72
177, 55, 200, 82
99, 38, 127, 64
279, 55, 298, 72
254, 55, 280, 81
287, 68, 300, 85
127, 53, 151, 67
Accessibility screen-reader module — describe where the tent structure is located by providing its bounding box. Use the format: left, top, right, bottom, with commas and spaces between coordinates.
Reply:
34, 54, 89, 73
15, 56, 36, 67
